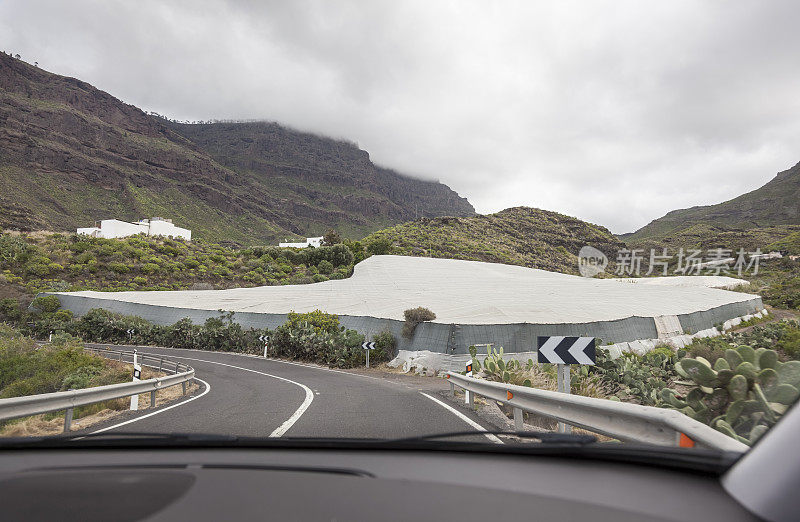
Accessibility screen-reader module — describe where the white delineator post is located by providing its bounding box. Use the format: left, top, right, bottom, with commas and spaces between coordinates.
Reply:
465, 362, 473, 406
556, 364, 572, 434
130, 350, 142, 410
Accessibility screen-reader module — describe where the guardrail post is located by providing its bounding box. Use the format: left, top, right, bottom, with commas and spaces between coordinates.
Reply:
450, 381, 454, 397
150, 390, 156, 408
174, 362, 179, 374
63, 407, 73, 432
513, 407, 523, 431
118, 351, 122, 362
556, 364, 572, 434
182, 381, 187, 395
159, 357, 163, 372
468, 389, 475, 409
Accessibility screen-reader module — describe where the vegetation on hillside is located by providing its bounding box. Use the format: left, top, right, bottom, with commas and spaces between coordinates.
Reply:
0, 325, 128, 399
471, 321, 800, 444
362, 207, 625, 274
0, 296, 393, 370
0, 232, 359, 295
626, 160, 800, 242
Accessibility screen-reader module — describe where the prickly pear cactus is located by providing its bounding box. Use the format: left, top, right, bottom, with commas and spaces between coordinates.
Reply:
662, 345, 800, 445
478, 345, 531, 387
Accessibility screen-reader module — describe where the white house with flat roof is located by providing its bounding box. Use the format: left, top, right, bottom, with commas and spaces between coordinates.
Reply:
278, 236, 323, 248
77, 218, 191, 240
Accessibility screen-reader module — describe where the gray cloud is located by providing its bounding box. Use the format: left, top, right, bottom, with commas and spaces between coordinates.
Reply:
3, 0, 799, 232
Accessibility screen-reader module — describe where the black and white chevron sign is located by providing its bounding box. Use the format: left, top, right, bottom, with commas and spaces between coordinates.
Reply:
537, 336, 596, 365
362, 342, 376, 350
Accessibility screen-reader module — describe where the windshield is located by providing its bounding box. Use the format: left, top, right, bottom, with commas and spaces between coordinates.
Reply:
1, 1, 799, 465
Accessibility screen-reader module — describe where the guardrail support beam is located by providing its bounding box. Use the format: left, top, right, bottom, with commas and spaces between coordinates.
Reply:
182, 382, 187, 395
63, 407, 73, 432
513, 407, 523, 431
450, 381, 454, 397
149, 390, 156, 408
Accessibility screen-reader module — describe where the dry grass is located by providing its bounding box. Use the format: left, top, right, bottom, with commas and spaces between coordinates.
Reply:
0, 364, 199, 437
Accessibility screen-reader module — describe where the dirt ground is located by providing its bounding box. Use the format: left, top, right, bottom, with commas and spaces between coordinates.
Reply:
731, 305, 799, 334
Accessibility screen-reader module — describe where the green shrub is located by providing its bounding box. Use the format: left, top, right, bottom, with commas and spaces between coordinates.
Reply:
31, 295, 61, 313
317, 260, 334, 275
286, 310, 340, 334
372, 329, 397, 360
108, 262, 130, 274
590, 348, 677, 405
402, 307, 436, 338
271, 313, 365, 368
140, 262, 160, 274
0, 298, 23, 322
26, 263, 50, 276
366, 238, 392, 256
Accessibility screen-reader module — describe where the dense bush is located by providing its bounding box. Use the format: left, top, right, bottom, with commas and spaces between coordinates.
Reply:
402, 307, 436, 338
590, 346, 678, 405
372, 330, 397, 358
0, 325, 126, 399
31, 295, 61, 313
270, 310, 371, 368
0, 232, 360, 295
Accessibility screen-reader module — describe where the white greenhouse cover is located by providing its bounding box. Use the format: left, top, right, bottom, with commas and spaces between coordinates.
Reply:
57, 255, 760, 325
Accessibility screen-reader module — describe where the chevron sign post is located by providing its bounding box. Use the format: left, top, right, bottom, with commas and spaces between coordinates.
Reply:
362, 342, 376, 368
536, 336, 596, 365
537, 336, 596, 434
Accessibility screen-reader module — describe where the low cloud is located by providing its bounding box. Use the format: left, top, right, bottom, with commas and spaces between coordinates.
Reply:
3, 0, 799, 232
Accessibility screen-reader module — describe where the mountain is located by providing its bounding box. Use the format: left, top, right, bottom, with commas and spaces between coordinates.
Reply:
362, 206, 626, 274
627, 160, 800, 243
0, 53, 474, 244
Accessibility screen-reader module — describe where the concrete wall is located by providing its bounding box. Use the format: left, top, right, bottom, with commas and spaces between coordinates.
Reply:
147, 220, 191, 240
51, 292, 763, 355
99, 219, 148, 239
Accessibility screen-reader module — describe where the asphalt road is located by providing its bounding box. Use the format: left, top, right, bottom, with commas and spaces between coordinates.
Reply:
81, 346, 498, 442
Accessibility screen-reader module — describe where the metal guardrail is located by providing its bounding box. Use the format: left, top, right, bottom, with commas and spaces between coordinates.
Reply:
0, 346, 195, 432
446, 372, 749, 452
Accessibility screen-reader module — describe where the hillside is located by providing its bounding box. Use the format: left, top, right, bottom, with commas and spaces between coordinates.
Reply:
362, 206, 626, 274
628, 160, 800, 243
0, 53, 473, 244
0, 231, 357, 299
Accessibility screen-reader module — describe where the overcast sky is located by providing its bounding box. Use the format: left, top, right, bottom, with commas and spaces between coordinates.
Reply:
3, 1, 799, 233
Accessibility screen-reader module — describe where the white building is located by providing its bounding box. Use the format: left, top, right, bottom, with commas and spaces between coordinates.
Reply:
278, 236, 323, 248
77, 218, 191, 240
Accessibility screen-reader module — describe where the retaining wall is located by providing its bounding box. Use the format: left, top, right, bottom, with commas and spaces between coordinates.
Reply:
51, 293, 764, 355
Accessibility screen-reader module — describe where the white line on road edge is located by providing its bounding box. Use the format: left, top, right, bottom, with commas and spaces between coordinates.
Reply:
80, 378, 212, 437
420, 392, 503, 444
145, 354, 314, 438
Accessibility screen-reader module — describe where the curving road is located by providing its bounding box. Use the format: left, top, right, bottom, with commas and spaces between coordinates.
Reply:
80, 346, 498, 442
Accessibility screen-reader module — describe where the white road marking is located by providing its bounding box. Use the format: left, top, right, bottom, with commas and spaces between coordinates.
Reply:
106, 343, 387, 383
81, 377, 212, 437
137, 353, 315, 438
420, 392, 503, 444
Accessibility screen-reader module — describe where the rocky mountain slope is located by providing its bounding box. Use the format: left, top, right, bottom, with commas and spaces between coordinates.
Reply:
0, 53, 473, 244
363, 206, 626, 274
627, 160, 800, 243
